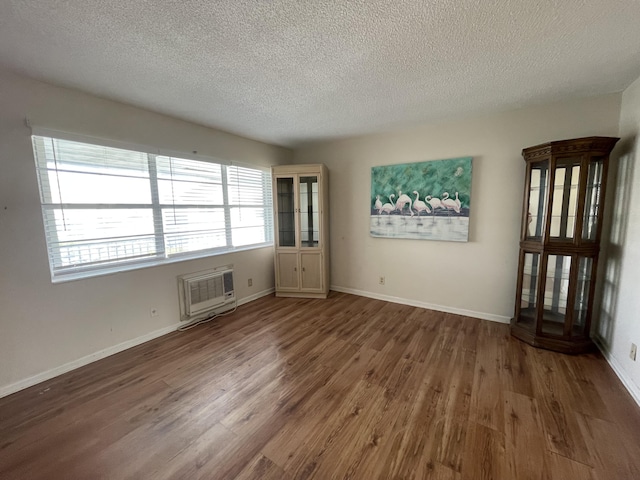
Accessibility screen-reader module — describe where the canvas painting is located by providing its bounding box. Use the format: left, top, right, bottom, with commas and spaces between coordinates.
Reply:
370, 157, 472, 242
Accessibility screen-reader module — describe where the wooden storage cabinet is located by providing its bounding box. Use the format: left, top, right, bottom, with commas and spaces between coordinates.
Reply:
276, 252, 299, 290
511, 137, 619, 353
272, 164, 329, 298
300, 252, 322, 290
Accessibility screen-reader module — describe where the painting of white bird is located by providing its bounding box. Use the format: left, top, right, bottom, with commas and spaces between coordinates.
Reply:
425, 195, 444, 215
395, 191, 414, 217
412, 191, 431, 216
374, 195, 382, 215
442, 192, 461, 213
370, 157, 472, 241
379, 194, 396, 222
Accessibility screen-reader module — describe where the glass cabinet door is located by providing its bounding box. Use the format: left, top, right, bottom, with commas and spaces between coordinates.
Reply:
582, 157, 604, 242
572, 256, 594, 335
276, 177, 296, 247
541, 254, 572, 336
526, 161, 549, 240
549, 158, 582, 241
299, 175, 320, 248
516, 252, 541, 329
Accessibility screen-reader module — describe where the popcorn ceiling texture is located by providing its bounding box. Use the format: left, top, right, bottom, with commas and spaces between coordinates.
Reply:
0, 0, 639, 146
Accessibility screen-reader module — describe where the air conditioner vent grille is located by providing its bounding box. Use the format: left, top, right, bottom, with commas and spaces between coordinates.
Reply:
190, 276, 224, 305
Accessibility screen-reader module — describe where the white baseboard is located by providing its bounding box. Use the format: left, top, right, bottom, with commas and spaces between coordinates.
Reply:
0, 321, 181, 400
593, 335, 640, 407
237, 287, 274, 306
0, 288, 275, 400
330, 285, 511, 324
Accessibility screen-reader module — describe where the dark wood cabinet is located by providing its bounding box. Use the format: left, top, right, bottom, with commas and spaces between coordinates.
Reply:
511, 136, 619, 353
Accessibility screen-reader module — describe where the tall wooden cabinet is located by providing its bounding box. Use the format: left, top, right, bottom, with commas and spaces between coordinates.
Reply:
272, 164, 329, 298
511, 136, 619, 353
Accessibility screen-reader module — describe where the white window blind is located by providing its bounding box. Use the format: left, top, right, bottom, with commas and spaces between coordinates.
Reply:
32, 134, 273, 282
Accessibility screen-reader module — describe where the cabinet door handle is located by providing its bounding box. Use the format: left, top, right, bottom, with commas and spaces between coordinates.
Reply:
302, 267, 306, 272
294, 267, 297, 272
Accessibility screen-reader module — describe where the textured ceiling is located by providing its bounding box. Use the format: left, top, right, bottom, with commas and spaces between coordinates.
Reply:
1, 1, 639, 147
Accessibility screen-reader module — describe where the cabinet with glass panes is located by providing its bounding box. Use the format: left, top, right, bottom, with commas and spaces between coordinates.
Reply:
272, 164, 329, 298
511, 137, 618, 353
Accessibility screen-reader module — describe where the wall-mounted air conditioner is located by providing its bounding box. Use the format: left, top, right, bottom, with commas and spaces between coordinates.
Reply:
178, 266, 235, 322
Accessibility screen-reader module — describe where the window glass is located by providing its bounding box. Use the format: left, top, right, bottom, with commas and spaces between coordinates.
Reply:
32, 135, 273, 281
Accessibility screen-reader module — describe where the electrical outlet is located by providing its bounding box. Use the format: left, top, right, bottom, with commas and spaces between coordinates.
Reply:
631, 343, 637, 361
248, 278, 253, 287
150, 308, 159, 317
379, 276, 385, 285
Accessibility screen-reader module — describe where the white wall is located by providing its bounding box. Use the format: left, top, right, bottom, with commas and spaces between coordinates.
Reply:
595, 74, 640, 403
294, 95, 621, 322
0, 69, 292, 396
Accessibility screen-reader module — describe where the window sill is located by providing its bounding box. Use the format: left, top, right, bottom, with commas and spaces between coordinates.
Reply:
50, 242, 274, 283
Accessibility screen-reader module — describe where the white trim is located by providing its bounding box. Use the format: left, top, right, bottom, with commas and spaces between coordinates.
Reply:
0, 322, 180, 399
237, 287, 275, 306
330, 285, 511, 324
0, 288, 275, 399
593, 335, 640, 407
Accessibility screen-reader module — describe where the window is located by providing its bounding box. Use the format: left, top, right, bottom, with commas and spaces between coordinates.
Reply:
32, 132, 273, 282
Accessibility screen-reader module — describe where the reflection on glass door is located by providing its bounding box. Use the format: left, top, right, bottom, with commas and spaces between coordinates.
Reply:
573, 256, 593, 335
542, 254, 572, 336
517, 252, 540, 329
526, 162, 549, 239
550, 159, 581, 240
299, 176, 319, 247
277, 177, 295, 247
582, 158, 604, 241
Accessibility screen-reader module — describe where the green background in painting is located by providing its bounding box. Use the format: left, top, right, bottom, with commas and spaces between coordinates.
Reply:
371, 157, 472, 212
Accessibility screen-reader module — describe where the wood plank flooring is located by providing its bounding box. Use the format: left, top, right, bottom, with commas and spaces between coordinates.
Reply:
1, 292, 639, 479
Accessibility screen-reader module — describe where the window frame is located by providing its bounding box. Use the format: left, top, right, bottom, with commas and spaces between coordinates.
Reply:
31, 128, 274, 283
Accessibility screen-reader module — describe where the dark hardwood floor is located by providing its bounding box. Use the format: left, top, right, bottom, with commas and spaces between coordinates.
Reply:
1, 292, 639, 479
